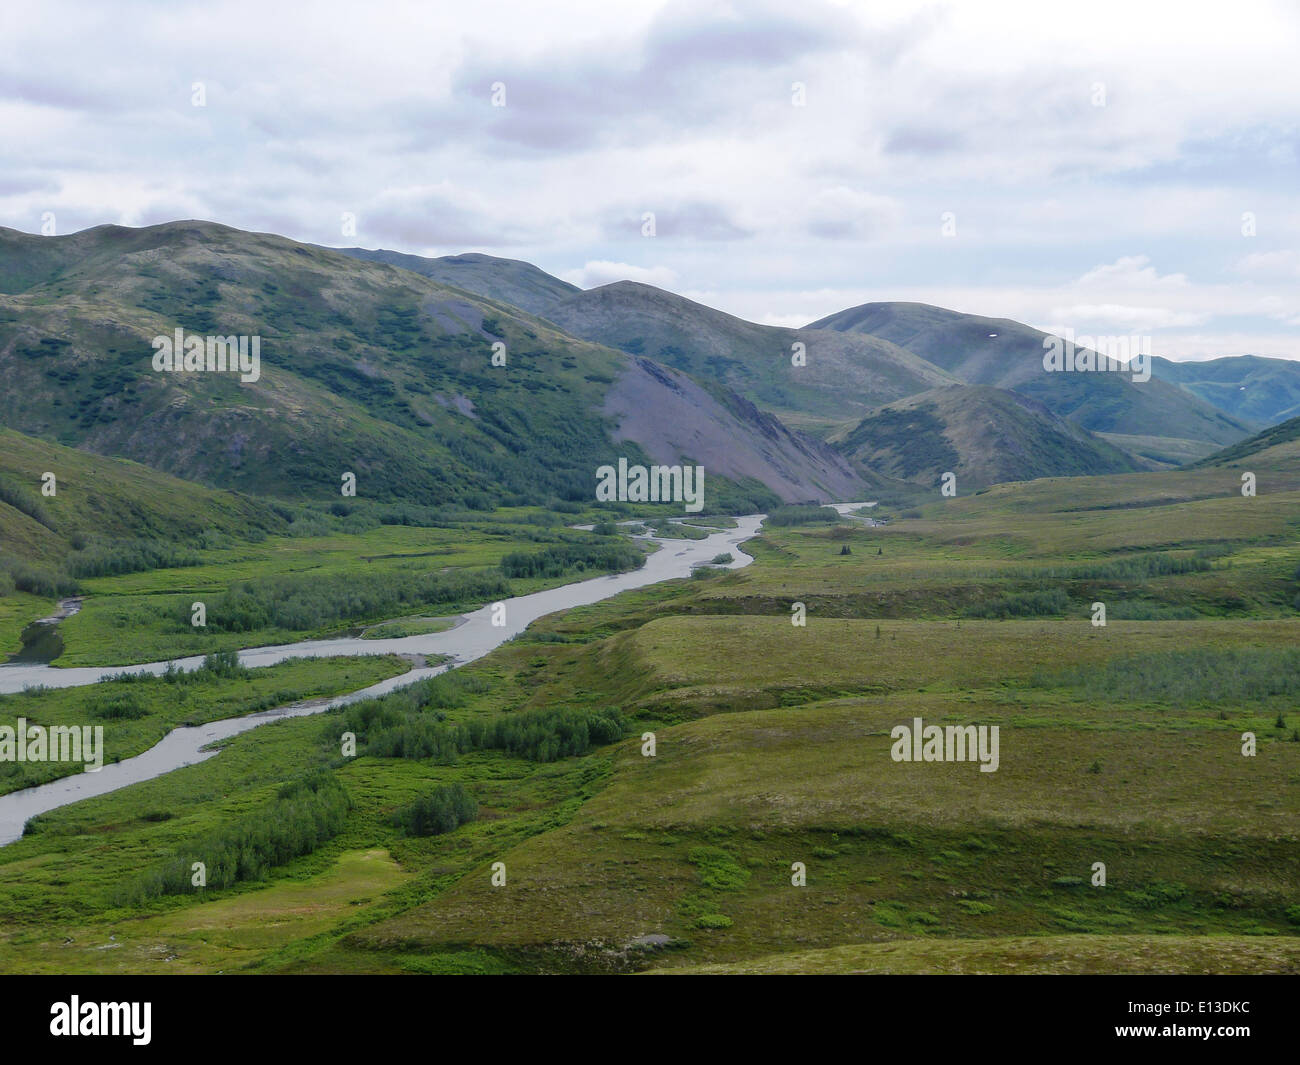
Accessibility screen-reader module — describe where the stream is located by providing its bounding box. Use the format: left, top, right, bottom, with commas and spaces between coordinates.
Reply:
0, 516, 763, 845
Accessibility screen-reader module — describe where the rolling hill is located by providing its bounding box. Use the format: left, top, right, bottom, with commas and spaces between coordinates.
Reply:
809, 301, 1254, 463
0, 424, 286, 566
541, 281, 958, 432
831, 385, 1145, 489
1190, 413, 1300, 475
331, 247, 580, 317
0, 222, 863, 509
1151, 354, 1300, 426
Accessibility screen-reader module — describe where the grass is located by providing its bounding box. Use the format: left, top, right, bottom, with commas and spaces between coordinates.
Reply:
644, 935, 1300, 975
0, 654, 409, 795
39, 514, 652, 667
361, 616, 457, 640
1, 461, 1298, 974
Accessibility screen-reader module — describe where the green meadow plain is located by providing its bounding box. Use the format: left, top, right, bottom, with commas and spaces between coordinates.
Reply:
0, 447, 1298, 974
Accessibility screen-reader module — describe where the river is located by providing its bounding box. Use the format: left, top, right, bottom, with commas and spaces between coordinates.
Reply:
0, 516, 763, 844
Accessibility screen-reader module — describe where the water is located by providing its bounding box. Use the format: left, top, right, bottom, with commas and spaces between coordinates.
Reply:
3, 597, 83, 665
0, 517, 763, 844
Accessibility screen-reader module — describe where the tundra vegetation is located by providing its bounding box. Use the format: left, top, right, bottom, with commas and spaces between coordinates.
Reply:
0, 443, 1297, 974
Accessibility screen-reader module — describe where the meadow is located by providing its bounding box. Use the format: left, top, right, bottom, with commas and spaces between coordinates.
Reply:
0, 462, 1297, 974
8, 505, 655, 667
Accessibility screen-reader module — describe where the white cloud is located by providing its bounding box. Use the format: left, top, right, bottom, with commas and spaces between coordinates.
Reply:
803, 187, 901, 240
757, 312, 814, 328
1074, 257, 1189, 291
559, 260, 680, 289
1046, 304, 1208, 330
1234, 249, 1300, 280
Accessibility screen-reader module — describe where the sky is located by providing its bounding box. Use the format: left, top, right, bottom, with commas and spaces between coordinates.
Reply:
2, 0, 1298, 360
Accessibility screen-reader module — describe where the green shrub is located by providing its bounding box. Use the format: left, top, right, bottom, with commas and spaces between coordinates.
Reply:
766, 505, 839, 526
695, 913, 732, 929
68, 537, 202, 578
966, 588, 1071, 619
349, 674, 627, 764
500, 541, 643, 579
392, 783, 478, 837
1034, 648, 1300, 704
203, 568, 510, 633
687, 846, 750, 891
124, 771, 351, 899
86, 690, 148, 720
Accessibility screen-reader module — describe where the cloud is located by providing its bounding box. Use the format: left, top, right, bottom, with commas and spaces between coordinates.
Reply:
600, 201, 753, 241
757, 312, 813, 328
1045, 304, 1209, 330
1234, 249, 1300, 280
362, 184, 542, 249
452, 0, 864, 153
1074, 256, 1189, 290
803, 187, 900, 239
559, 260, 680, 289
883, 125, 966, 155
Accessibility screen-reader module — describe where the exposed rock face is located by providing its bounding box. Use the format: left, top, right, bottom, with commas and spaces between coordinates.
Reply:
604, 356, 865, 503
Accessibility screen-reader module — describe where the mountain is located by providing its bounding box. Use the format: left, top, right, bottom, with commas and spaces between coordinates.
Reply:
1190, 413, 1300, 473
1151, 355, 1300, 426
330, 247, 579, 317
831, 385, 1145, 489
808, 302, 1255, 463
541, 281, 958, 432
0, 221, 862, 509
0, 424, 285, 566
606, 356, 865, 502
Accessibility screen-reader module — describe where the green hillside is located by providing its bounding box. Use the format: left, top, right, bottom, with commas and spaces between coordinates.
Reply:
1190, 414, 1300, 471
1153, 354, 1300, 425
832, 385, 1145, 488
544, 281, 958, 431
809, 301, 1255, 461
0, 222, 855, 508
330, 247, 580, 317
0, 425, 284, 558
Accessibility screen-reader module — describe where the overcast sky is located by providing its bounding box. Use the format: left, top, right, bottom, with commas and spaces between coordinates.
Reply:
3, 0, 1298, 359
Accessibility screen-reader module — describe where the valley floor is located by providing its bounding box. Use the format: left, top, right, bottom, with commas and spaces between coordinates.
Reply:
1, 463, 1298, 974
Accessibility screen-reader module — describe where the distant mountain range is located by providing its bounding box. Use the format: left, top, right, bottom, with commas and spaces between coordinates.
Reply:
340, 244, 1280, 474
807, 301, 1254, 465
1, 221, 1295, 513
1150, 355, 1300, 426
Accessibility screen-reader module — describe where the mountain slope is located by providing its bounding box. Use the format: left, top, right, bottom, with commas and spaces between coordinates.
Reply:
1189, 414, 1300, 474
330, 247, 579, 317
1151, 354, 1300, 426
809, 302, 1254, 461
606, 357, 865, 502
831, 385, 1146, 489
0, 424, 286, 565
543, 281, 958, 432
0, 222, 861, 508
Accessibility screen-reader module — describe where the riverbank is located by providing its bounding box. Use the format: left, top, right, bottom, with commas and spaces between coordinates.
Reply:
0, 516, 763, 843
